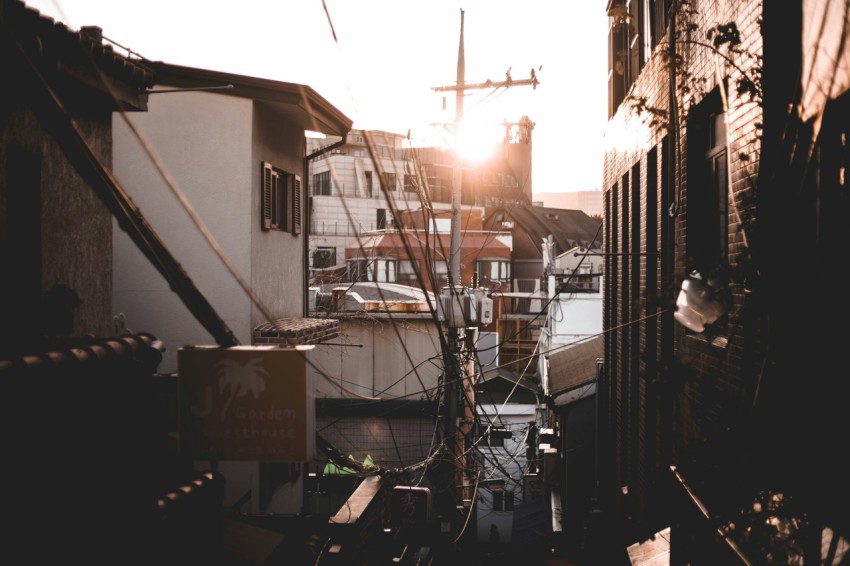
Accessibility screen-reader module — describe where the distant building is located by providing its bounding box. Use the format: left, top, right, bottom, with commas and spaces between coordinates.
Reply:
482, 204, 602, 378
531, 190, 603, 218
343, 208, 512, 293
307, 125, 533, 277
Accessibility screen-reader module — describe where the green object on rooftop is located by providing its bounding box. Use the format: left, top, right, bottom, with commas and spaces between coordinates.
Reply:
322, 454, 375, 475
323, 455, 357, 475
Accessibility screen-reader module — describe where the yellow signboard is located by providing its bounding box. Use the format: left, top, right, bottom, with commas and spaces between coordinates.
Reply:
178, 345, 314, 462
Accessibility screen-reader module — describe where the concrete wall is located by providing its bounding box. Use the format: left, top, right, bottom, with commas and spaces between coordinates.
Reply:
311, 314, 442, 400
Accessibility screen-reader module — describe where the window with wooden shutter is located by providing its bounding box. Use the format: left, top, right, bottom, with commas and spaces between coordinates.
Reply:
260, 161, 301, 235
262, 162, 273, 229
292, 175, 301, 235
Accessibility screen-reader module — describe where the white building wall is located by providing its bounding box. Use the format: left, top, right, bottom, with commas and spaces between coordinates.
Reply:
549, 248, 603, 345
112, 91, 309, 374
112, 92, 254, 373
307, 129, 472, 269
311, 315, 442, 399
250, 103, 307, 320
549, 287, 604, 346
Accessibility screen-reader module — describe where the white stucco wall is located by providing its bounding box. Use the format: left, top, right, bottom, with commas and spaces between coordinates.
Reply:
250, 103, 308, 320
112, 92, 255, 373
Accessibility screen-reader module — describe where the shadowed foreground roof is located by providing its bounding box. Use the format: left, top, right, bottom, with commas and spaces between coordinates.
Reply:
548, 336, 603, 404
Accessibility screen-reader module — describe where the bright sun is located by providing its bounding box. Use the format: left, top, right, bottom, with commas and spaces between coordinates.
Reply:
455, 118, 504, 163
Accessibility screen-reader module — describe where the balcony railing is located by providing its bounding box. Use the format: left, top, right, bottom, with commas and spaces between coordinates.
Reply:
555, 273, 601, 294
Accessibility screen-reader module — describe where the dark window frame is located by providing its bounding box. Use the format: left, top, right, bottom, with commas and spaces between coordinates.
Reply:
262, 161, 301, 235
313, 247, 336, 269
313, 170, 332, 196
404, 173, 418, 193
380, 172, 397, 193
365, 171, 374, 197
684, 90, 730, 337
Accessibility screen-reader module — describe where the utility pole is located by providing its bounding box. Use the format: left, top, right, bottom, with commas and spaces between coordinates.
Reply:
431, 8, 539, 545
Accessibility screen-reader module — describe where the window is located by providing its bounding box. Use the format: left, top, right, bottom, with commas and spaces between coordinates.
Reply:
348, 259, 369, 282
377, 208, 387, 230
313, 171, 331, 196
649, 0, 672, 50
365, 171, 373, 197
380, 172, 397, 193
313, 247, 336, 269
262, 161, 301, 234
347, 258, 397, 283
491, 489, 515, 512
685, 90, 730, 336
372, 259, 397, 283
431, 260, 448, 287
404, 174, 418, 193
476, 259, 511, 286
686, 91, 728, 276
398, 260, 417, 286
487, 427, 512, 448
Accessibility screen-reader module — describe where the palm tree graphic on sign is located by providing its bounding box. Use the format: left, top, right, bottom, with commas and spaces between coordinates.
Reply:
216, 357, 268, 421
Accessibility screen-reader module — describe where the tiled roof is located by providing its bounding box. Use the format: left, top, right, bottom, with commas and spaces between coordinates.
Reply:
347, 230, 511, 257
547, 336, 603, 399
253, 317, 341, 345
3, 0, 155, 95
485, 203, 603, 256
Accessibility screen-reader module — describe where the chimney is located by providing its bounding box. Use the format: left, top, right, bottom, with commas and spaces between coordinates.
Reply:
80, 26, 103, 44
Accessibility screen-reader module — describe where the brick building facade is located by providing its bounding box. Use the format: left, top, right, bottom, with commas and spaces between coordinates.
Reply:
598, 1, 850, 563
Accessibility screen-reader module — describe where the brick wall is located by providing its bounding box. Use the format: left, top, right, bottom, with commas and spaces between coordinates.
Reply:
600, 0, 767, 545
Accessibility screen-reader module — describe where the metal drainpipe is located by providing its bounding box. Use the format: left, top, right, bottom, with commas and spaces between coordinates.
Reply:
303, 133, 348, 316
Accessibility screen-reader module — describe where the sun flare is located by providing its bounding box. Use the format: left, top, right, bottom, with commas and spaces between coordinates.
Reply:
455, 118, 504, 163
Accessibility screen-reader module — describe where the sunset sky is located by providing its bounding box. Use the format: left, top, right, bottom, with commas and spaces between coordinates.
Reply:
24, 0, 610, 192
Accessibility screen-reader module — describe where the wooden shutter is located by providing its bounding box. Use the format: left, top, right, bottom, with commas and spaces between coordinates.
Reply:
261, 162, 273, 230
292, 174, 302, 234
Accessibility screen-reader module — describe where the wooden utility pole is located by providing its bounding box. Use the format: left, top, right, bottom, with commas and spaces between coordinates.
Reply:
431, 8, 539, 543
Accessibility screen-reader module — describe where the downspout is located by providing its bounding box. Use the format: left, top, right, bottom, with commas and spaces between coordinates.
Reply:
668, 3, 680, 218
663, 0, 679, 467
303, 134, 348, 315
